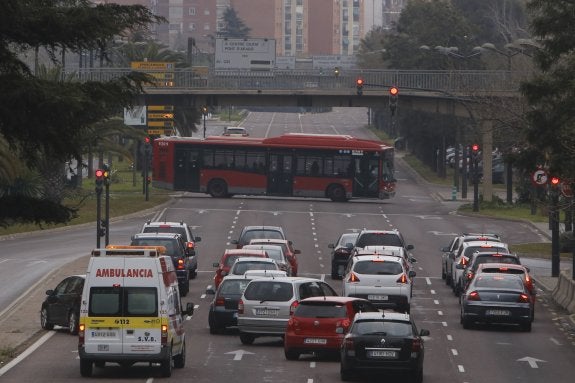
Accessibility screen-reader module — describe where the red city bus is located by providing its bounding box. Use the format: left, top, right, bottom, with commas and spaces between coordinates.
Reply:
152, 133, 395, 202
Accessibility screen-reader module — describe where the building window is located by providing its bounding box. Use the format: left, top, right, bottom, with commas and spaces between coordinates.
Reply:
189, 7, 196, 16
204, 9, 210, 15
189, 23, 196, 31
204, 23, 210, 31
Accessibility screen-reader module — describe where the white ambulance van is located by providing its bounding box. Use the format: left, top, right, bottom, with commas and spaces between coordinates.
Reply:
78, 246, 194, 377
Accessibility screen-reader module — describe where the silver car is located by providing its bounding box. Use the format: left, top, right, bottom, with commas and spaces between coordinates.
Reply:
237, 277, 338, 344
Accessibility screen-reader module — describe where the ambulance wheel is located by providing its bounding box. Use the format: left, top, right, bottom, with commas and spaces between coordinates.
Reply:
174, 339, 186, 368
80, 359, 93, 377
160, 346, 173, 377
40, 308, 54, 330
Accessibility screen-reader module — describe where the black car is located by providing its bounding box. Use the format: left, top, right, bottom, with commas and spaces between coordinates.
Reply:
40, 275, 85, 335
460, 273, 534, 331
207, 275, 254, 334
231, 225, 286, 248
460, 251, 521, 292
130, 232, 191, 296
340, 311, 429, 382
328, 232, 360, 279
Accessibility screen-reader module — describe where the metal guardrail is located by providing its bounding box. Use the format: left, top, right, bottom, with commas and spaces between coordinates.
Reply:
66, 68, 530, 94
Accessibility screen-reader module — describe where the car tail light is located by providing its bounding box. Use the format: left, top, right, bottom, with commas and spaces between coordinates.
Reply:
518, 293, 531, 303
344, 336, 355, 355
467, 291, 481, 301
187, 241, 195, 249
238, 299, 244, 314
396, 274, 408, 284
177, 258, 185, 270
411, 337, 422, 352
466, 272, 474, 280
287, 317, 297, 327
215, 296, 226, 306
336, 318, 351, 334
524, 274, 533, 290
348, 273, 360, 283
161, 324, 168, 345
460, 257, 468, 266
289, 300, 299, 315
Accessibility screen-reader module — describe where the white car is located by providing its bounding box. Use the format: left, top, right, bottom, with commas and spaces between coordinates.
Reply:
222, 126, 249, 136
450, 240, 508, 296
342, 254, 416, 313
360, 245, 417, 271
229, 257, 280, 276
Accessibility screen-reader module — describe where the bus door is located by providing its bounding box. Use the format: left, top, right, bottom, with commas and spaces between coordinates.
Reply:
352, 157, 379, 198
267, 154, 293, 196
174, 148, 201, 192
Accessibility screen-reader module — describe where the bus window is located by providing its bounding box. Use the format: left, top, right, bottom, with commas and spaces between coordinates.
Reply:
203, 149, 215, 168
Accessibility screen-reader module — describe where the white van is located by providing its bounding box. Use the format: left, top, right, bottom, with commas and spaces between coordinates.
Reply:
78, 246, 194, 377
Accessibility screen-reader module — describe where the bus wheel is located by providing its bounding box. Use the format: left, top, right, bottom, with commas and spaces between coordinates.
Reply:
208, 179, 228, 198
328, 185, 347, 202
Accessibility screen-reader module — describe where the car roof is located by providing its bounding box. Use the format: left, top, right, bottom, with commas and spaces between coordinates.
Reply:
299, 296, 369, 304
352, 254, 403, 263
133, 232, 182, 239
476, 262, 528, 271
354, 311, 411, 322
250, 238, 289, 244
463, 240, 506, 247
223, 249, 268, 256
143, 221, 187, 227
242, 225, 284, 232
233, 256, 275, 263
246, 276, 325, 284
243, 244, 284, 251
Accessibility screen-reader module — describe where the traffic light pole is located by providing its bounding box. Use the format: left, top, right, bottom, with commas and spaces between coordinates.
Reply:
551, 187, 560, 277
105, 173, 110, 246
95, 185, 102, 248
473, 150, 480, 212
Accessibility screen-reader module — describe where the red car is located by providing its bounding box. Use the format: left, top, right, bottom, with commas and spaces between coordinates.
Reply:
212, 249, 269, 289
249, 238, 300, 276
283, 296, 378, 360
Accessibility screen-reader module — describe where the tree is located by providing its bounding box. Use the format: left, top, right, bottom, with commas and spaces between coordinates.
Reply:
0, 0, 163, 227
218, 7, 251, 38
521, 0, 575, 179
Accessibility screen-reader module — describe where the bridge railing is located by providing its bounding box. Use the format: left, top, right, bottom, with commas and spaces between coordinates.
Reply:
66, 68, 530, 94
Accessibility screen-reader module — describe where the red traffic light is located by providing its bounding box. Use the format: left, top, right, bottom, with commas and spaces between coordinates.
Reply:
550, 176, 560, 186
95, 169, 105, 179
471, 144, 480, 152
356, 78, 364, 86
389, 86, 399, 96
144, 136, 151, 144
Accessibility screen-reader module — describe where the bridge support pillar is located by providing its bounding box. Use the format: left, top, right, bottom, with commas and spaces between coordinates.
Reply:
481, 119, 493, 202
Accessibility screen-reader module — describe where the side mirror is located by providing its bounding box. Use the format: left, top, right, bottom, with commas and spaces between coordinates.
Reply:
419, 329, 430, 336
231, 239, 239, 245
408, 270, 417, 278
441, 247, 450, 252
183, 302, 194, 316
409, 256, 417, 263
345, 243, 354, 250
206, 286, 216, 295
328, 243, 335, 249
294, 249, 301, 254
212, 262, 219, 268
194, 236, 202, 242
45, 289, 54, 296
406, 244, 414, 251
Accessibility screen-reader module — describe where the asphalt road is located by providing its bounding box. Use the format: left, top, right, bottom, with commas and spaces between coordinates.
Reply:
1, 109, 574, 382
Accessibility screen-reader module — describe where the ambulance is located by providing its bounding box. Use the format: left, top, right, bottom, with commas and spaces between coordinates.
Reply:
78, 246, 194, 377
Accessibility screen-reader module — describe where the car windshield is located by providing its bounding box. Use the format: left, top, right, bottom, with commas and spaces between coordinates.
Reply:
294, 303, 347, 318
232, 261, 277, 275
219, 280, 251, 295
474, 255, 519, 267
474, 275, 524, 289
353, 260, 403, 275
353, 320, 413, 337
244, 281, 293, 301
356, 233, 403, 248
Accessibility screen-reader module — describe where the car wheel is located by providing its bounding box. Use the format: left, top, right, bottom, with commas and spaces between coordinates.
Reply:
173, 339, 186, 368
208, 179, 228, 198
328, 184, 348, 202
80, 359, 93, 377
441, 267, 446, 280
68, 311, 79, 335
239, 333, 255, 345
160, 346, 173, 377
445, 274, 451, 286
284, 348, 300, 361
40, 308, 54, 330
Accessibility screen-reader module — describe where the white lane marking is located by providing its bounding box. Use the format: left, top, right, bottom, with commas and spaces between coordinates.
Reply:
434, 300, 439, 305
0, 332, 55, 376
447, 334, 453, 341
310, 362, 316, 368
425, 278, 431, 285
458, 365, 465, 373
225, 349, 254, 361
550, 337, 562, 346
517, 357, 546, 368
451, 349, 458, 356
430, 290, 436, 295
442, 322, 448, 327
438, 311, 443, 316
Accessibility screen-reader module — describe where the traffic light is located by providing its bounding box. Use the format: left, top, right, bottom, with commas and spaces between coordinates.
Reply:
389, 86, 399, 115
550, 176, 560, 187
471, 144, 480, 161
99, 219, 106, 237
95, 169, 105, 189
144, 136, 151, 145
334, 67, 340, 77
147, 176, 152, 185
201, 106, 208, 116
356, 78, 364, 96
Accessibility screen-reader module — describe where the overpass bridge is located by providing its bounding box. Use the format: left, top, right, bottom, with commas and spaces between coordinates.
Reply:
70, 68, 528, 117
71, 68, 531, 200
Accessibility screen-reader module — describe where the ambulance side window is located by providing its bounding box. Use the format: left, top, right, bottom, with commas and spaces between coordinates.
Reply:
126, 287, 158, 316
89, 287, 121, 316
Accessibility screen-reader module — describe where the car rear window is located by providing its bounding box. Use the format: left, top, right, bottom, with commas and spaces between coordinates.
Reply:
475, 275, 524, 289
131, 238, 178, 257
463, 246, 506, 258
244, 281, 294, 301
353, 260, 403, 275
242, 230, 284, 244
474, 255, 519, 267
480, 267, 525, 275
294, 303, 347, 318
224, 254, 242, 267
354, 320, 413, 337
356, 233, 403, 248
232, 261, 277, 275
339, 233, 359, 247
143, 226, 186, 239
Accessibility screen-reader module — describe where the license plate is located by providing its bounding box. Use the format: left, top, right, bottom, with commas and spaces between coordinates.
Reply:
91, 331, 117, 337
367, 350, 397, 358
368, 295, 388, 301
485, 309, 510, 316
255, 308, 279, 316
304, 338, 327, 345
97, 344, 109, 351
